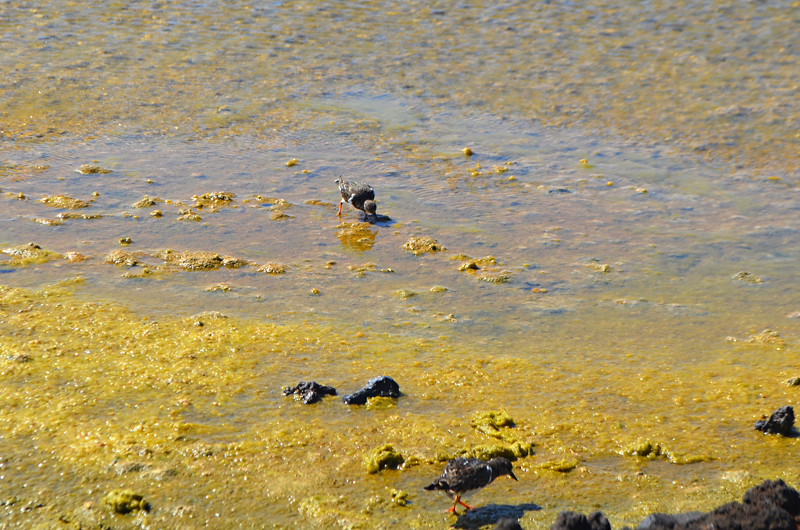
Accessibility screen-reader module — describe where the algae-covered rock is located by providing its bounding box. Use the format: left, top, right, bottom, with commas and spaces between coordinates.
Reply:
258, 262, 286, 275
270, 211, 293, 221
404, 236, 445, 255
222, 256, 249, 269
102, 489, 150, 514
204, 283, 232, 292
478, 271, 512, 284
621, 440, 663, 459
32, 217, 64, 226
193, 191, 235, 206
39, 195, 90, 209
2, 242, 62, 265
364, 443, 404, 474
132, 195, 162, 208
747, 328, 783, 345
76, 164, 112, 174
390, 489, 409, 507
177, 252, 224, 271
458, 444, 518, 461
459, 261, 480, 271
620, 439, 710, 464
105, 250, 140, 267
471, 410, 515, 439
177, 208, 202, 221
732, 271, 763, 284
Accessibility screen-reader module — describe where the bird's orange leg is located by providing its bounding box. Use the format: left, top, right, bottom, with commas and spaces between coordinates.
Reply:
337, 202, 343, 216
445, 497, 459, 514
457, 497, 475, 510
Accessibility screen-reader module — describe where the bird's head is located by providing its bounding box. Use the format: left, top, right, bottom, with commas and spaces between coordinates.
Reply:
363, 199, 378, 218
489, 457, 518, 481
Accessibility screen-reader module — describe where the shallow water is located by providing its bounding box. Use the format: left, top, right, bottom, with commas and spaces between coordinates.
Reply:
1, 1, 799, 529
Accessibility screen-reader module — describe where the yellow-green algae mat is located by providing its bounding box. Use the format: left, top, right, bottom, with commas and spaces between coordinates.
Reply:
1, 282, 798, 528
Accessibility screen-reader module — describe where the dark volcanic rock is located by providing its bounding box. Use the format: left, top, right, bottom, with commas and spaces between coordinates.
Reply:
743, 479, 800, 519
754, 405, 795, 436
282, 381, 337, 404
628, 479, 800, 530
688, 499, 796, 530
551, 511, 611, 530
341, 376, 400, 405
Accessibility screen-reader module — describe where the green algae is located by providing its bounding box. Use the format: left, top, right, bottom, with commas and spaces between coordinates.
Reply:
258, 262, 287, 274
404, 236, 446, 255
471, 410, 516, 439
451, 442, 534, 462
39, 195, 90, 209
390, 488, 409, 507
102, 489, 149, 514
132, 195, 162, 208
620, 440, 712, 465
364, 443, 405, 474
76, 164, 112, 175
537, 457, 581, 472
0, 283, 798, 528
1, 242, 62, 266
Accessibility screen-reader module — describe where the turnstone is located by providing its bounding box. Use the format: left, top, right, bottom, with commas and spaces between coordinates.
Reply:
424, 457, 518, 514
335, 177, 377, 220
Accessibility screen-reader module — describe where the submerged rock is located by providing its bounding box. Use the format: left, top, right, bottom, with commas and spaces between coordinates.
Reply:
342, 376, 400, 405
283, 381, 337, 405
76, 164, 112, 174
755, 406, 795, 436
2, 242, 62, 265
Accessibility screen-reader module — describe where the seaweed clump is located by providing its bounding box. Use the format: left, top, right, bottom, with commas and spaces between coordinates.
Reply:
102, 489, 150, 514
39, 195, 89, 209
364, 444, 405, 474
404, 237, 445, 255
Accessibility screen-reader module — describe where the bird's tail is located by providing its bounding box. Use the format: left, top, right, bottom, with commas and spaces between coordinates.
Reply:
424, 480, 449, 491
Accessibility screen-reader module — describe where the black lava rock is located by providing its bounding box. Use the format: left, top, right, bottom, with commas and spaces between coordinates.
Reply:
282, 381, 337, 404
742, 479, 800, 519
754, 405, 795, 436
551, 511, 611, 530
626, 479, 800, 530
341, 376, 400, 405
688, 499, 797, 530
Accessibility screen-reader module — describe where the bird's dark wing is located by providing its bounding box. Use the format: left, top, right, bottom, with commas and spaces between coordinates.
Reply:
441, 458, 492, 491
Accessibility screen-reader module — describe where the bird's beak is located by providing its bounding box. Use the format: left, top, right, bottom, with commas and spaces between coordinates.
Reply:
509, 471, 518, 481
